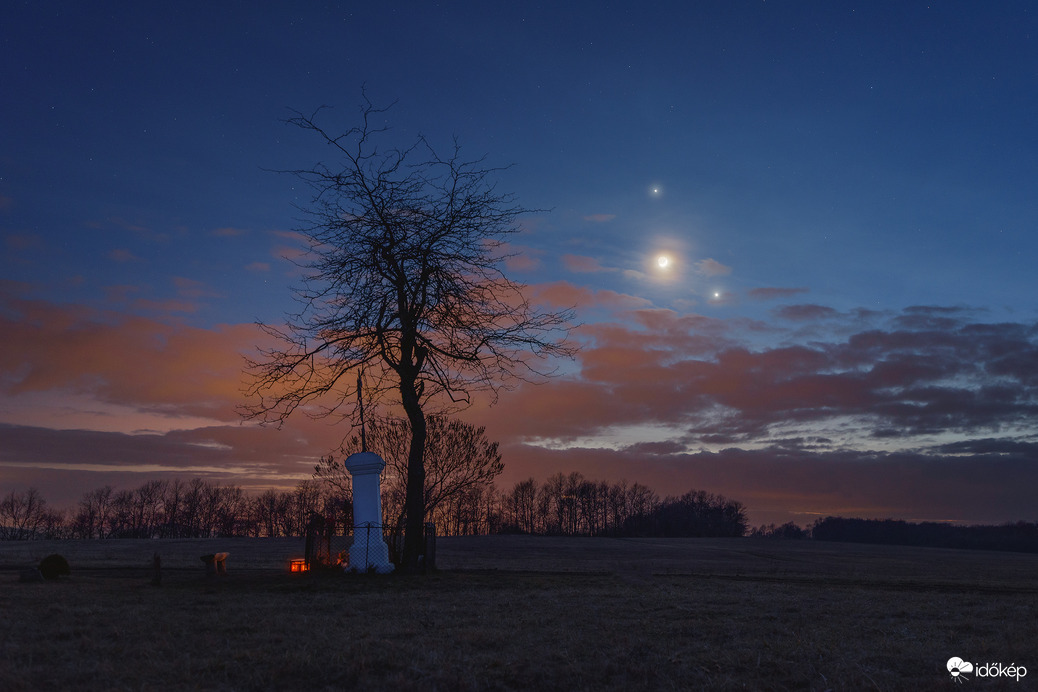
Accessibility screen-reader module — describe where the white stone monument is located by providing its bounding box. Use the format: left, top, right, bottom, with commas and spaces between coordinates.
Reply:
344, 451, 394, 573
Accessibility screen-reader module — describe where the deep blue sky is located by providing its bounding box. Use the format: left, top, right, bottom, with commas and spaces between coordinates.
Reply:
6, 2, 1036, 321
2, 2, 1037, 525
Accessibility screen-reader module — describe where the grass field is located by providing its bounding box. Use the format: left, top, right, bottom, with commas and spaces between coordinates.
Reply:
1, 536, 1035, 690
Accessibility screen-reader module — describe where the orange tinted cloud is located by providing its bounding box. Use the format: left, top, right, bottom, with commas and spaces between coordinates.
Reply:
132, 298, 199, 314
108, 248, 142, 263
530, 281, 651, 311
4, 287, 1038, 527
173, 276, 220, 299
501, 244, 542, 272
562, 254, 609, 273
0, 296, 257, 421
507, 254, 540, 272
472, 304, 1038, 456
213, 226, 248, 237
6, 234, 45, 252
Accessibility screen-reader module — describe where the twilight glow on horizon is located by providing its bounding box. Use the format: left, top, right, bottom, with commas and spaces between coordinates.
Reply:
2, 2, 1037, 527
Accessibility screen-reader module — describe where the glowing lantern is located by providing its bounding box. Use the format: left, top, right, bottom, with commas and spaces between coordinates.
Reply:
289, 558, 309, 573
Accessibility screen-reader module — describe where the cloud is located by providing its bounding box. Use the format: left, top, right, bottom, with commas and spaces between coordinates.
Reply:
694, 258, 732, 276
530, 281, 652, 311
246, 262, 271, 272
4, 289, 1037, 527
101, 284, 209, 315
269, 230, 308, 243
90, 217, 168, 242
582, 214, 616, 223
505, 254, 541, 272
213, 227, 248, 237
274, 244, 308, 264
892, 305, 973, 331
102, 284, 141, 302
267, 230, 310, 264
108, 248, 143, 263
6, 234, 45, 252
173, 276, 220, 299
620, 440, 688, 455
0, 295, 258, 421
132, 299, 199, 314
773, 304, 839, 321
0, 421, 338, 507
562, 254, 610, 273
748, 287, 809, 301
498, 243, 543, 272
469, 305, 1038, 461
4, 289, 1029, 459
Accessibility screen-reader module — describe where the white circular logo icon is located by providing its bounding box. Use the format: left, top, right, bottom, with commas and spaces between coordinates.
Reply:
947, 657, 974, 682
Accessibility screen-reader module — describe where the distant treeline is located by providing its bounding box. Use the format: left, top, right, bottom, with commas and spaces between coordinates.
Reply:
6, 483, 1032, 552
498, 473, 748, 538
808, 516, 1038, 554
0, 481, 338, 541
0, 472, 749, 540
750, 517, 1038, 554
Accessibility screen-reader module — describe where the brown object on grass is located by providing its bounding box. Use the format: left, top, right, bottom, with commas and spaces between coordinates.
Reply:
200, 552, 229, 576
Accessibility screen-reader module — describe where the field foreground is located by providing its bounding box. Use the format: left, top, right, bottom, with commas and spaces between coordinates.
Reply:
1, 536, 1035, 690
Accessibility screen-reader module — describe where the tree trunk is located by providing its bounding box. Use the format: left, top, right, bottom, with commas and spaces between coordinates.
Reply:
400, 379, 427, 573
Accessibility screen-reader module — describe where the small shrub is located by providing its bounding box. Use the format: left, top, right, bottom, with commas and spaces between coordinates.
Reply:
39, 554, 71, 580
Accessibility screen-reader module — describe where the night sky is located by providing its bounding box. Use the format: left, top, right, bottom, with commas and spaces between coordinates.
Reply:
3, 2, 1037, 526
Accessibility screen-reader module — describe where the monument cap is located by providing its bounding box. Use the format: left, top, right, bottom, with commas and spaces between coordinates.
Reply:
343, 450, 386, 475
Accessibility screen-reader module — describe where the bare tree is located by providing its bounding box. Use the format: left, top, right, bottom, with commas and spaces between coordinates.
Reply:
503, 478, 538, 534
290, 480, 324, 535
73, 485, 115, 539
160, 478, 185, 538
254, 489, 284, 537
242, 97, 573, 570
315, 415, 505, 536
312, 455, 355, 527
180, 478, 206, 537
134, 479, 166, 538
0, 488, 49, 539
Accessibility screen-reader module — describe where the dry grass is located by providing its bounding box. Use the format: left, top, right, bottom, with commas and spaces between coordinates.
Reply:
1, 537, 1036, 690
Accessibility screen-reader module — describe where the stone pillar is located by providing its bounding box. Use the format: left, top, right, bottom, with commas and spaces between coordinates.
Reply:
344, 451, 394, 573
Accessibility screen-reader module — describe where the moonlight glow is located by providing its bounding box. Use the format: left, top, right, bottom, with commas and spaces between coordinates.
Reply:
657, 255, 670, 269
